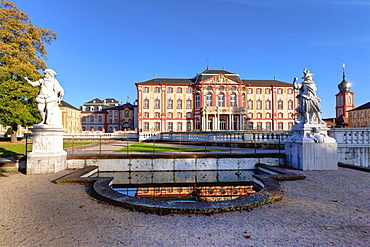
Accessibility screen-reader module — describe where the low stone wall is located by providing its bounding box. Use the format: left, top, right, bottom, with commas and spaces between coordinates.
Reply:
67, 153, 285, 172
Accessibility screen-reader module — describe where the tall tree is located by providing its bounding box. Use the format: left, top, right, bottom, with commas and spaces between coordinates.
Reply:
0, 0, 57, 142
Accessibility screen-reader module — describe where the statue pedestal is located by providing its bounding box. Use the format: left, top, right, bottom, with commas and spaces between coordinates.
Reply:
26, 125, 67, 174
285, 124, 338, 170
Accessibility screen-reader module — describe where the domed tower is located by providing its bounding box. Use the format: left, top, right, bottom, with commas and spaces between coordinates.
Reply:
335, 64, 354, 126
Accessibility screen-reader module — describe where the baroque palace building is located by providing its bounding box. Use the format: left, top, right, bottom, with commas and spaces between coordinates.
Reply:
80, 98, 136, 132
136, 69, 297, 132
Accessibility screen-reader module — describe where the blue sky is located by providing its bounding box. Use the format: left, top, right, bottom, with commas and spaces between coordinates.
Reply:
11, 0, 370, 117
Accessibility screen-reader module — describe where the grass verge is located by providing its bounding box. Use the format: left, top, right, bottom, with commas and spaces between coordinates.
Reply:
0, 142, 98, 158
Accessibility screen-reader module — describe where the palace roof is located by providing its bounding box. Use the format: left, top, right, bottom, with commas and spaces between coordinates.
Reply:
348, 101, 370, 112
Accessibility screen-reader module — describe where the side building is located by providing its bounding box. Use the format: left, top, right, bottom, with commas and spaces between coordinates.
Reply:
135, 69, 297, 132
348, 101, 370, 127
60, 101, 82, 133
80, 98, 136, 132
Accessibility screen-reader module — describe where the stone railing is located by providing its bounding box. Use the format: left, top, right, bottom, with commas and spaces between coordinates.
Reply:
63, 132, 138, 140
329, 128, 370, 147
329, 128, 370, 167
140, 130, 291, 143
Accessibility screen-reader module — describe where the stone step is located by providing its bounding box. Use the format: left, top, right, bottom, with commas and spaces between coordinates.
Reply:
0, 158, 18, 172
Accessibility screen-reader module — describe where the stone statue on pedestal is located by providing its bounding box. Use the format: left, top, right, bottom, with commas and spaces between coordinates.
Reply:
293, 69, 325, 125
25, 69, 67, 174
25, 69, 64, 126
285, 69, 338, 170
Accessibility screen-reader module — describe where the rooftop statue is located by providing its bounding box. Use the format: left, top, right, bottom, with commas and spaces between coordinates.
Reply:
293, 69, 325, 125
25, 69, 64, 126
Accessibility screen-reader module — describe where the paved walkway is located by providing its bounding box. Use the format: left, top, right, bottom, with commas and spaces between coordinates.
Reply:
0, 167, 369, 246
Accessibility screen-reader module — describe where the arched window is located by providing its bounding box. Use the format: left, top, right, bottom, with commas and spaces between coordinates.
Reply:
98, 116, 102, 123
206, 93, 213, 106
230, 93, 237, 107
242, 94, 246, 107
218, 93, 225, 107
90, 116, 94, 123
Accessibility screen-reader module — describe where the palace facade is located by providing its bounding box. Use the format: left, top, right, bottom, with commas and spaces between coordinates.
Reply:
348, 101, 370, 127
80, 98, 136, 132
136, 69, 297, 132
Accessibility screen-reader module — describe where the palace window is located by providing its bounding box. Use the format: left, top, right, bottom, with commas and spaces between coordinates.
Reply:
167, 112, 173, 118
155, 112, 160, 118
230, 86, 236, 91
177, 122, 182, 131
278, 101, 283, 110
265, 100, 271, 110
98, 116, 102, 123
186, 100, 192, 109
168, 122, 173, 131
266, 113, 271, 118
177, 112, 182, 118
143, 87, 149, 93
257, 113, 262, 119
256, 88, 262, 94
90, 116, 94, 123
195, 119, 200, 130
144, 99, 149, 108
177, 87, 182, 93
186, 87, 192, 93
167, 99, 173, 109
288, 122, 294, 129
277, 88, 283, 94
187, 122, 191, 131
218, 86, 224, 90
154, 87, 161, 93
257, 122, 262, 130
155, 122, 160, 131
144, 112, 149, 118
265, 88, 271, 94
288, 88, 293, 94
125, 110, 129, 117
218, 93, 225, 107
242, 94, 246, 107
167, 87, 173, 93
248, 88, 253, 94
177, 99, 182, 109
256, 100, 262, 110
195, 94, 200, 108
206, 93, 213, 106
248, 100, 253, 110
278, 122, 284, 130
230, 93, 237, 107
206, 86, 212, 90
266, 122, 271, 130
144, 122, 149, 131
288, 101, 294, 110
278, 113, 284, 119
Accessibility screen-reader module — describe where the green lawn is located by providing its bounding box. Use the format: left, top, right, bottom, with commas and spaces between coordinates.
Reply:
0, 142, 97, 158
115, 143, 225, 153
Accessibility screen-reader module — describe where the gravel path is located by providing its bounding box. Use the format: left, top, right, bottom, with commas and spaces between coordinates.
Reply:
0, 167, 369, 246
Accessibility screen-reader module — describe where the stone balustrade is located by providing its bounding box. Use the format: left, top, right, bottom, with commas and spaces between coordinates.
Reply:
329, 128, 370, 167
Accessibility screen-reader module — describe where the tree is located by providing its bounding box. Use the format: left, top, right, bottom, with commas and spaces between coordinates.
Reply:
0, 1, 57, 142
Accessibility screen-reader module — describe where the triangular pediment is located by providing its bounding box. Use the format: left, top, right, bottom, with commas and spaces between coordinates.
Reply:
202, 74, 241, 85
